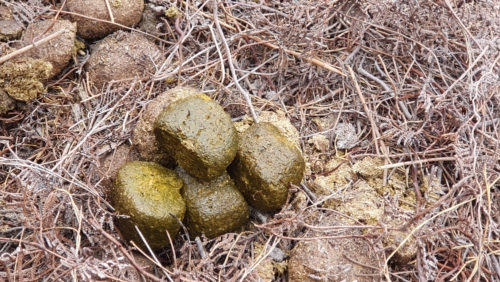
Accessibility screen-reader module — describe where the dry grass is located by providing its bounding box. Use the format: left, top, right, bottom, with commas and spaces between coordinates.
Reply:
1, 0, 499, 281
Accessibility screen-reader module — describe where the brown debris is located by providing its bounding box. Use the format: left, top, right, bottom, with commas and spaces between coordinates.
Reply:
288, 213, 380, 281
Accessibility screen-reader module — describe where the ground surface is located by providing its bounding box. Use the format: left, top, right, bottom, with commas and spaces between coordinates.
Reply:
1, 0, 499, 281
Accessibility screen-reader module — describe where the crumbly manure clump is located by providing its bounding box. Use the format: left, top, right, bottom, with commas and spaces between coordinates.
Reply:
0, 57, 52, 101
86, 31, 161, 89
66, 0, 144, 39
18, 19, 76, 79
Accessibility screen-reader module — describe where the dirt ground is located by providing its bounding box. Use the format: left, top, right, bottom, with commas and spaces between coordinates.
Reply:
1, 0, 499, 281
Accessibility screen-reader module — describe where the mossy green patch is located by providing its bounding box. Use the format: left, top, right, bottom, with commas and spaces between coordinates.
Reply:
177, 168, 249, 238
72, 39, 86, 57
112, 161, 186, 249
154, 94, 238, 181
165, 6, 180, 18
229, 122, 305, 212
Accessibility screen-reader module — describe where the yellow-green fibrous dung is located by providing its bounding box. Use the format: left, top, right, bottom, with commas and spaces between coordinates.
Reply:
177, 167, 249, 238
229, 122, 305, 212
154, 94, 238, 181
112, 161, 186, 249
0, 58, 52, 101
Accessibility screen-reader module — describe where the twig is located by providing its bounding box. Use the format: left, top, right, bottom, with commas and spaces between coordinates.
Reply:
195, 236, 206, 258
0, 29, 66, 64
103, 0, 115, 23
50, 80, 137, 171
194, 3, 345, 77
383, 193, 479, 280
438, 46, 490, 100
358, 62, 413, 120
212, 0, 259, 123
134, 225, 173, 282
299, 183, 317, 202
377, 157, 457, 169
238, 236, 280, 282
347, 66, 388, 156
348, 65, 390, 186
88, 219, 161, 282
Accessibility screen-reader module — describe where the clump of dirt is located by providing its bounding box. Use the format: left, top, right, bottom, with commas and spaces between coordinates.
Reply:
0, 57, 52, 101
66, 0, 144, 39
308, 134, 330, 152
0, 6, 23, 41
253, 243, 287, 282
308, 116, 359, 150
288, 212, 380, 281
133, 86, 200, 165
337, 180, 385, 225
333, 122, 358, 149
311, 156, 419, 260
165, 6, 180, 18
0, 91, 15, 114
379, 215, 418, 264
86, 31, 162, 88
18, 19, 77, 79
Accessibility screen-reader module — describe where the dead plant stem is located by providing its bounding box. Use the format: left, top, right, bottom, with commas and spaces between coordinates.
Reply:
103, 0, 115, 23
193, 3, 345, 77
213, 0, 259, 123
377, 157, 457, 169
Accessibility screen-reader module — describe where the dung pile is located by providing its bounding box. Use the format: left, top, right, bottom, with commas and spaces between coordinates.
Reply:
229, 122, 305, 212
309, 156, 426, 263
111, 86, 305, 248
1, 2, 154, 115
288, 212, 379, 281
154, 94, 239, 181
112, 161, 185, 249
1, 19, 76, 114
